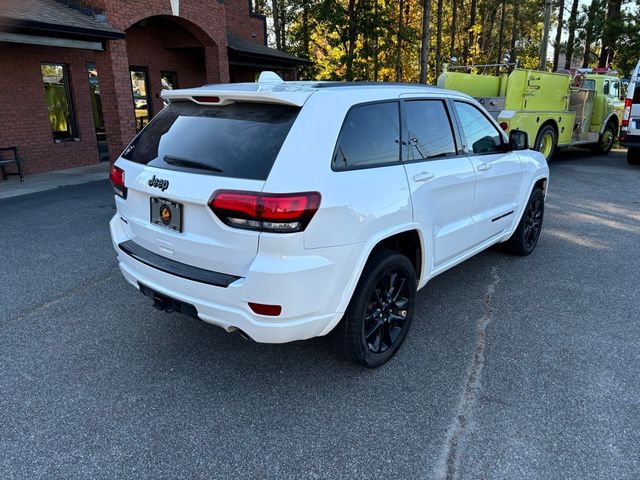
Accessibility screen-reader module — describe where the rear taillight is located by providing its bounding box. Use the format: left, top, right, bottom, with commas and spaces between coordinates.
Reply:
622, 98, 632, 128
209, 190, 321, 233
110, 165, 126, 198
499, 121, 509, 131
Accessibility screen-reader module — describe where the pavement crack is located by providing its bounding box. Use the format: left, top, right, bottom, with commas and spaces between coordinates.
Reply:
435, 265, 501, 480
13, 267, 120, 322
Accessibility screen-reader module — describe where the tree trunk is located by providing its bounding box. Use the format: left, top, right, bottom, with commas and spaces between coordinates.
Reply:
599, 0, 622, 67
564, 0, 579, 69
464, 0, 477, 63
435, 0, 443, 76
582, 0, 598, 67
510, 0, 520, 65
419, 0, 433, 83
272, 0, 281, 50
553, 0, 565, 71
396, 0, 404, 81
302, 0, 310, 58
346, 0, 357, 80
497, 0, 507, 65
374, 0, 380, 81
450, 0, 458, 59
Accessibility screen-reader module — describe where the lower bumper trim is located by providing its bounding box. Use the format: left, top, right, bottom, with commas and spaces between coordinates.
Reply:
118, 240, 241, 287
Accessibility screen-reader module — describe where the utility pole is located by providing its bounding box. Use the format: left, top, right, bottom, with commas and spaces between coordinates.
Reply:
539, 0, 552, 71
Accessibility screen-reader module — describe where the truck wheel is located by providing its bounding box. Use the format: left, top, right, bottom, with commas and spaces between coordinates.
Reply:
534, 125, 557, 161
628, 148, 640, 165
502, 188, 545, 256
591, 122, 616, 155
332, 250, 416, 368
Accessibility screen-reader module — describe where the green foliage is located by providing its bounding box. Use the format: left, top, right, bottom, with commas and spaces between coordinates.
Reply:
254, 0, 639, 83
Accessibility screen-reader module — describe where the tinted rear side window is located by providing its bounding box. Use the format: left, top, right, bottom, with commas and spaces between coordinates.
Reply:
333, 102, 401, 170
405, 100, 457, 160
121, 101, 299, 180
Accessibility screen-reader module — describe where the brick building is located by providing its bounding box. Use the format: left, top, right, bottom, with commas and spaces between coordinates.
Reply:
0, 0, 308, 174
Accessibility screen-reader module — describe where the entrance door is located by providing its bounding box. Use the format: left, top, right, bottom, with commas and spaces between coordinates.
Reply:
130, 67, 152, 132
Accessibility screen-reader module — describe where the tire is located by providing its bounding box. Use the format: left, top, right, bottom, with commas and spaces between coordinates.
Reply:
503, 188, 545, 256
591, 122, 616, 155
333, 250, 417, 368
534, 125, 557, 161
628, 147, 640, 165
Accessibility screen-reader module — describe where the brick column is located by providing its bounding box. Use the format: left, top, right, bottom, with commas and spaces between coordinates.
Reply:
95, 39, 137, 162
205, 44, 229, 84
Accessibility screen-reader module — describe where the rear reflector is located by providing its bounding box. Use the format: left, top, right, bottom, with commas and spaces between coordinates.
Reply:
499, 121, 509, 131
210, 190, 321, 233
248, 302, 282, 316
622, 98, 632, 127
109, 165, 126, 198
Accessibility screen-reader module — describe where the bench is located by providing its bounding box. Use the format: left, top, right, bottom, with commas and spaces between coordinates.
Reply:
0, 147, 25, 182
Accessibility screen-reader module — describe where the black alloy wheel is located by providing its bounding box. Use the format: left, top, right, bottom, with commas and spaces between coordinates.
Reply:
363, 269, 410, 354
502, 187, 545, 256
524, 194, 544, 250
332, 250, 416, 367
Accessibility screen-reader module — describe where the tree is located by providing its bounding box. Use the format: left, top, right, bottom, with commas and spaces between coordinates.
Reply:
553, 0, 565, 71
563, 0, 579, 69
599, 0, 623, 67
419, 0, 433, 83
435, 0, 444, 76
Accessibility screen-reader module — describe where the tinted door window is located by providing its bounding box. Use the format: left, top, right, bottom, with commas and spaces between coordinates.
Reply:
333, 102, 401, 169
405, 100, 457, 161
454, 102, 504, 155
121, 101, 299, 181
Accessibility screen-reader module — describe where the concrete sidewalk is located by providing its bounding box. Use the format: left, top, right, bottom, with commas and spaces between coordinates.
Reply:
0, 162, 110, 200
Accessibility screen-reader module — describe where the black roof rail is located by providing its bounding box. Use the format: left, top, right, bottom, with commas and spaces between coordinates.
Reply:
310, 81, 434, 89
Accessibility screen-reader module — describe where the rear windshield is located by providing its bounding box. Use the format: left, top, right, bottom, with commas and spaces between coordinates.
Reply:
634, 83, 640, 103
121, 101, 300, 180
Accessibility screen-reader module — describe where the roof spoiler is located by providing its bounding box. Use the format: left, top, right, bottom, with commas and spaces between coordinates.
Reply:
161, 71, 309, 107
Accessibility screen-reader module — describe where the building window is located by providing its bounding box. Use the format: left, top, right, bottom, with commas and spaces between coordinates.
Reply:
41, 64, 77, 142
130, 67, 152, 132
87, 63, 109, 161
161, 71, 178, 91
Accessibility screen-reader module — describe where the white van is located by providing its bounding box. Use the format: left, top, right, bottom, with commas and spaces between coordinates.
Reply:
622, 60, 640, 165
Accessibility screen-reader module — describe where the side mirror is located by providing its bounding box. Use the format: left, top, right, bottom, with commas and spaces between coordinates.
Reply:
509, 130, 529, 151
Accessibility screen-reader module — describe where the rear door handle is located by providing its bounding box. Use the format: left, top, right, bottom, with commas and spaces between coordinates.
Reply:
477, 163, 492, 171
413, 171, 435, 182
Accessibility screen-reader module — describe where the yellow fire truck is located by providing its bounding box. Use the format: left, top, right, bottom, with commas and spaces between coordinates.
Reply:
438, 66, 624, 160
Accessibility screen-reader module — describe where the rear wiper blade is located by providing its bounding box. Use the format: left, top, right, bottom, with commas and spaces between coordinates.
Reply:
163, 155, 223, 173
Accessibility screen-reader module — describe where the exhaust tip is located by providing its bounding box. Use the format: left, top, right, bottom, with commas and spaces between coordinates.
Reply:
236, 329, 254, 342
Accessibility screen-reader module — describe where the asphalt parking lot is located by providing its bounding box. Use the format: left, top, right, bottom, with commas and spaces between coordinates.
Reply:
1, 150, 639, 479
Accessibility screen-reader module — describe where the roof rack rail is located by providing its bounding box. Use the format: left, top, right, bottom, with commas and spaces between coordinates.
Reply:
310, 81, 434, 89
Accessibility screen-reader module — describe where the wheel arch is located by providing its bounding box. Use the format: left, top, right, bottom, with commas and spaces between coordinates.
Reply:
599, 112, 619, 134
319, 225, 427, 336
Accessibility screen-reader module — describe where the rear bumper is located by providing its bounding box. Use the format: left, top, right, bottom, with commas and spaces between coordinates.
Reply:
110, 215, 355, 343
621, 133, 640, 148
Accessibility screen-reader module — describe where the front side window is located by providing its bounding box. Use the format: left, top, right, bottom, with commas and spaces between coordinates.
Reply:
41, 64, 77, 142
454, 101, 504, 155
405, 100, 457, 161
610, 81, 620, 98
333, 102, 401, 170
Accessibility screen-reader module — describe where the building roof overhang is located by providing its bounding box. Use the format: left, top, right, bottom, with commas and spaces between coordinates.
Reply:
0, 0, 125, 43
227, 34, 311, 69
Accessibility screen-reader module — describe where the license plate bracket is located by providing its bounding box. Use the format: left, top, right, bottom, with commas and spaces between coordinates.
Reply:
150, 197, 183, 232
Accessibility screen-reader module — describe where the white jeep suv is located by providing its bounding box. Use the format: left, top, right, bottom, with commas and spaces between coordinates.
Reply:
109, 77, 549, 367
